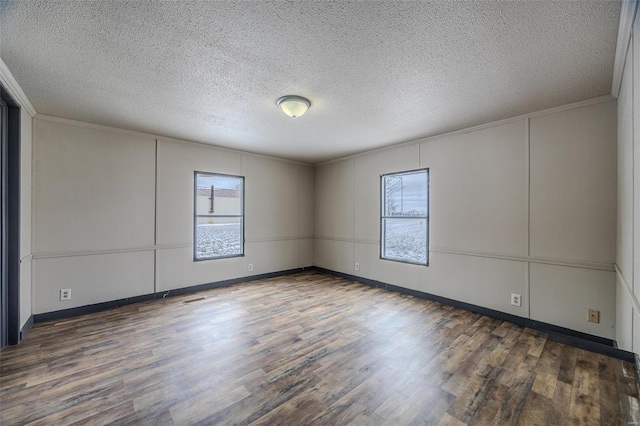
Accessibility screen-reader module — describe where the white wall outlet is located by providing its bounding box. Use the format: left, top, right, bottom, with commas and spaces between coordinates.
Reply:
248, 263, 253, 272
60, 289, 71, 301
355, 263, 360, 271
511, 293, 521, 307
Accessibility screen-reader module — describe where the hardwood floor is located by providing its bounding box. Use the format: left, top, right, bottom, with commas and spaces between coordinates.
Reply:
1, 271, 638, 425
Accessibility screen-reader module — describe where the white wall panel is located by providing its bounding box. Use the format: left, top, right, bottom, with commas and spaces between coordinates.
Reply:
354, 243, 528, 316
33, 119, 156, 253
315, 159, 354, 240
618, 43, 634, 284
156, 247, 242, 292
354, 242, 427, 290
33, 251, 154, 314
314, 239, 353, 275
298, 166, 315, 238
530, 101, 617, 263
298, 238, 314, 267
157, 240, 304, 292
246, 240, 300, 274
157, 140, 242, 246
354, 145, 420, 242
616, 273, 633, 352
243, 156, 299, 241
427, 252, 528, 316
420, 121, 528, 255
530, 263, 615, 338
19, 258, 31, 328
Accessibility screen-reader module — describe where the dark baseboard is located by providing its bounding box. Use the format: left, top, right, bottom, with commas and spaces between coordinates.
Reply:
34, 293, 157, 323
313, 266, 636, 363
157, 267, 311, 298
18, 315, 33, 343
34, 267, 312, 324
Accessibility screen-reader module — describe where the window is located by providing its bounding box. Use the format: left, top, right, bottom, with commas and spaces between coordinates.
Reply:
194, 172, 244, 260
381, 169, 429, 265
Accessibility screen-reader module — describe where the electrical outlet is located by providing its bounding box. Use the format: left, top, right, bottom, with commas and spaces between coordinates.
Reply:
60, 289, 71, 301
248, 264, 253, 272
355, 263, 360, 271
511, 293, 521, 307
588, 309, 600, 323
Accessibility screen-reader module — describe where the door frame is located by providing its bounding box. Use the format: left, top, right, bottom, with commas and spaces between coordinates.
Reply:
0, 85, 21, 348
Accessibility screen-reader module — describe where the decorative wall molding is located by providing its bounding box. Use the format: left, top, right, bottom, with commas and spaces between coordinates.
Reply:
313, 237, 616, 272
0, 57, 36, 117
246, 236, 314, 243
32, 244, 188, 259
32, 237, 316, 260
430, 246, 615, 272
314, 236, 378, 245
612, 0, 639, 97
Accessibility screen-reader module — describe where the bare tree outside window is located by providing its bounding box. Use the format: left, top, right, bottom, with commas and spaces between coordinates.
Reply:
384, 175, 403, 215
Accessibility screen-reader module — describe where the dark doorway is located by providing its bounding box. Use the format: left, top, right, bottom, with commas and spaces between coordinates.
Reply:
1, 85, 21, 348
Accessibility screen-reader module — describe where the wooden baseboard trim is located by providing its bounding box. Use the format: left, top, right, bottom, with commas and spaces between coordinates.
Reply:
313, 267, 635, 363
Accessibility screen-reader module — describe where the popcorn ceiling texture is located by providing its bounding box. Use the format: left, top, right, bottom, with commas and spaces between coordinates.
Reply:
0, 1, 621, 163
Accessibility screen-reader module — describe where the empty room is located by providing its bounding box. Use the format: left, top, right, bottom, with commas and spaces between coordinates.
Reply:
1, 0, 640, 424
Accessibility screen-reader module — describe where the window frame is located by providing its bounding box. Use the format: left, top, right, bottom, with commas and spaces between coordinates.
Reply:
193, 171, 245, 262
380, 168, 429, 266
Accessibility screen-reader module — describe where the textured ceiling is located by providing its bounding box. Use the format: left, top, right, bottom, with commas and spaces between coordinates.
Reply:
0, 1, 621, 163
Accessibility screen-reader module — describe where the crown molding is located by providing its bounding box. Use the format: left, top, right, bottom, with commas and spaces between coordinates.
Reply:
0, 57, 36, 117
612, 0, 639, 97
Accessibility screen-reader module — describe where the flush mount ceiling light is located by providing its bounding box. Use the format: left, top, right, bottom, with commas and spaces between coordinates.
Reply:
276, 95, 311, 118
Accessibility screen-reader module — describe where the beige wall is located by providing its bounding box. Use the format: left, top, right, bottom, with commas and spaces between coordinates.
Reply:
156, 137, 313, 292
32, 119, 314, 314
33, 120, 156, 314
616, 12, 640, 353
315, 99, 617, 339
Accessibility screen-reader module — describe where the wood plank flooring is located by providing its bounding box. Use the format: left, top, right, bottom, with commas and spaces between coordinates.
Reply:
1, 271, 638, 425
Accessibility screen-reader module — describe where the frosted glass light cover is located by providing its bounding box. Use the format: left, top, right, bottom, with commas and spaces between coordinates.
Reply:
277, 95, 311, 118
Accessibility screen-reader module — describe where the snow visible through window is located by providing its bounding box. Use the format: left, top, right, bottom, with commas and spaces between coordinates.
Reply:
381, 170, 429, 265
195, 172, 244, 260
